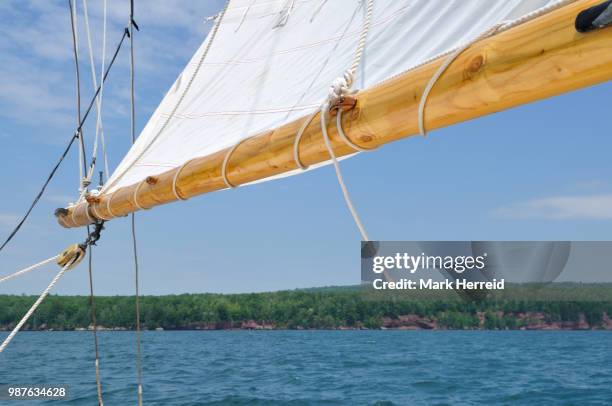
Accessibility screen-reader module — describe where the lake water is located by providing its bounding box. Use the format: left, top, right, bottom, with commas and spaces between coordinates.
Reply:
0, 331, 611, 405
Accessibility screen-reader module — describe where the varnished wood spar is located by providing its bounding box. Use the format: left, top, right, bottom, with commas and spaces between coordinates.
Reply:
58, 0, 612, 228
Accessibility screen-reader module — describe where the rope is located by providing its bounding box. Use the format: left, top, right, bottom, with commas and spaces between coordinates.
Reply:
347, 0, 374, 80
335, 110, 370, 152
320, 107, 369, 241
102, 0, 231, 195
0, 29, 127, 255
68, 0, 87, 186
133, 181, 147, 210
221, 140, 248, 189
0, 262, 73, 354
0, 135, 78, 254
131, 212, 143, 406
81, 0, 110, 196
293, 109, 319, 170
301, 0, 374, 240
416, 1, 575, 135
86, 243, 104, 406
129, 1, 144, 403
172, 161, 191, 200
418, 23, 505, 136
0, 255, 59, 284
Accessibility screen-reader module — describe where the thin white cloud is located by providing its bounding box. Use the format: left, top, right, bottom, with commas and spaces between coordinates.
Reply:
0, 0, 223, 141
493, 194, 612, 220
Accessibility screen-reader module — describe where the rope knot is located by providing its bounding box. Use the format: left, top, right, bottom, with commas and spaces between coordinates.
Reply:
328, 71, 354, 103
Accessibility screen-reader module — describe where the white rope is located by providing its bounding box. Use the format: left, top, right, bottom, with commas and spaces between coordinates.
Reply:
347, 0, 374, 80
81, 0, 109, 198
0, 262, 72, 354
102, 0, 231, 195
0, 255, 59, 284
317, 0, 374, 241
418, 23, 505, 136
336, 110, 370, 152
106, 190, 118, 218
69, 0, 84, 189
320, 106, 369, 241
293, 109, 319, 170
99, 0, 110, 182
221, 139, 250, 189
172, 161, 191, 200
133, 180, 147, 210
415, 0, 576, 134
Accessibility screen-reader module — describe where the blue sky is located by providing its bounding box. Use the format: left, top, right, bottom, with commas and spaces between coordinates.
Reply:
0, 1, 611, 295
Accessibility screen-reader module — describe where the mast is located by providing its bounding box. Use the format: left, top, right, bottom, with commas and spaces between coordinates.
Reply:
58, 0, 612, 228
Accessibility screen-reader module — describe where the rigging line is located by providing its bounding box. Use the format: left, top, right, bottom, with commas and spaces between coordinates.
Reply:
81, 0, 109, 191
69, 6, 103, 401
79, 29, 128, 135
132, 213, 143, 406
99, 0, 110, 182
102, 0, 231, 194
0, 262, 73, 354
320, 107, 369, 241
129, 2, 143, 404
0, 135, 78, 254
0, 29, 127, 255
86, 242, 104, 406
68, 0, 87, 185
0, 255, 59, 284
317, 0, 374, 241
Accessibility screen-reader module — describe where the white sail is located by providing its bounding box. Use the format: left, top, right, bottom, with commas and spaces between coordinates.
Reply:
103, 0, 563, 194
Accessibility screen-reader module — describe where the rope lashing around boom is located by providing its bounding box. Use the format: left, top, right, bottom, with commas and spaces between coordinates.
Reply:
218, 0, 375, 241
418, 22, 506, 136
0, 223, 104, 355
105, 0, 230, 196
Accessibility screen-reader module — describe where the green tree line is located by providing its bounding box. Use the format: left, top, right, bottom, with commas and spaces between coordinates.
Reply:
0, 286, 611, 330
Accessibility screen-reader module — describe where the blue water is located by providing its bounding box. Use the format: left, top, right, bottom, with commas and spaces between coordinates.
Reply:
0, 331, 611, 405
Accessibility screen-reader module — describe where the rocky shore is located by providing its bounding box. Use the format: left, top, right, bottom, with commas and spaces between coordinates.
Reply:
4, 312, 612, 332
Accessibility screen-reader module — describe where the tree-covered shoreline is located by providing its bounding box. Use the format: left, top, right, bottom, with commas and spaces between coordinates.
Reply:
1, 285, 612, 331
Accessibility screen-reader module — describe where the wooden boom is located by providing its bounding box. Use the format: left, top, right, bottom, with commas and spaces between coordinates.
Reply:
58, 0, 612, 228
